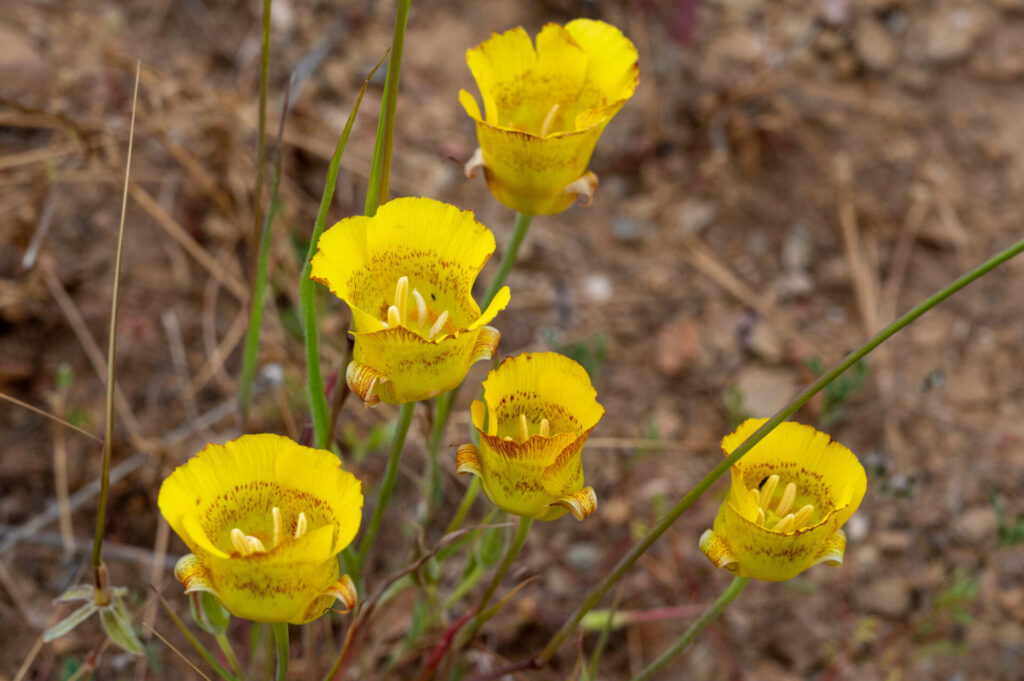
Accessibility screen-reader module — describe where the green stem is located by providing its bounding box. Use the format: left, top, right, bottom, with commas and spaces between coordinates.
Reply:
629, 577, 749, 681
239, 80, 290, 423
376, 0, 411, 205
463, 515, 532, 642
424, 212, 533, 517
482, 212, 532, 309
215, 633, 246, 681
355, 401, 416, 578
272, 622, 289, 681
538, 234, 1024, 663
443, 477, 480, 536
252, 0, 270, 260
93, 62, 140, 572
299, 58, 383, 450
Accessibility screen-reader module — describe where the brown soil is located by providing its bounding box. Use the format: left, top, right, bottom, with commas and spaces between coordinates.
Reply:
3, 0, 1024, 679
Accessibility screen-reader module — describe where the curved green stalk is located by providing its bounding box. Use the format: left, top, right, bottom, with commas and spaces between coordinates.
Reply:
215, 633, 246, 681
461, 515, 532, 644
272, 622, 289, 681
629, 577, 749, 681
355, 401, 416, 578
538, 233, 1024, 663
299, 57, 384, 450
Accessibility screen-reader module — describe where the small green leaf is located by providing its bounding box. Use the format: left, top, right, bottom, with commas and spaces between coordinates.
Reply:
100, 598, 144, 655
43, 602, 98, 641
477, 525, 505, 567
189, 591, 231, 636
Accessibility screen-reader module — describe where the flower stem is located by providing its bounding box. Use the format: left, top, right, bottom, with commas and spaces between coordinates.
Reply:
92, 61, 140, 573
424, 211, 533, 516
629, 577, 750, 681
215, 633, 246, 681
443, 477, 480, 536
482, 212, 532, 309
463, 515, 533, 643
355, 401, 416, 578
538, 233, 1024, 663
272, 622, 289, 681
374, 0, 410, 207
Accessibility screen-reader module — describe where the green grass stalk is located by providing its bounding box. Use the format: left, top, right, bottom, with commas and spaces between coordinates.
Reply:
354, 401, 416, 579
92, 61, 140, 575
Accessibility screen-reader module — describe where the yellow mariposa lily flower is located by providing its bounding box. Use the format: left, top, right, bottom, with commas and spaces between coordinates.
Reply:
460, 19, 639, 216
158, 434, 362, 624
456, 352, 605, 521
310, 197, 510, 406
699, 418, 868, 582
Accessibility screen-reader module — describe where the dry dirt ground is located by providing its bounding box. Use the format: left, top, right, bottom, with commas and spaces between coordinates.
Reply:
3, 0, 1024, 679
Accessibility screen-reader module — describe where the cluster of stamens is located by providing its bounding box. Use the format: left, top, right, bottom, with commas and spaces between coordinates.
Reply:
230, 507, 309, 557
380, 276, 449, 340
500, 413, 551, 443
749, 475, 815, 534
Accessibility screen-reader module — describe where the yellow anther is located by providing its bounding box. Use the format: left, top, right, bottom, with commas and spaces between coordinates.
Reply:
539, 418, 550, 437
775, 482, 796, 517
749, 487, 761, 508
759, 475, 780, 509
519, 413, 530, 442
503, 436, 514, 442
295, 512, 308, 539
540, 103, 560, 138
428, 310, 449, 339
230, 528, 267, 556
272, 507, 282, 548
412, 289, 427, 322
792, 504, 814, 530
395, 276, 409, 324
387, 305, 401, 328
757, 507, 766, 526
774, 513, 796, 534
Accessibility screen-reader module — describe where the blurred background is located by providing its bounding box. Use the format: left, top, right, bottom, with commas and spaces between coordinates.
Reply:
2, 0, 1024, 679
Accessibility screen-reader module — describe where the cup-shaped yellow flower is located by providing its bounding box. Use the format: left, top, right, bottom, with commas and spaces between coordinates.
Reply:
460, 19, 639, 216
310, 197, 510, 406
699, 418, 868, 582
158, 434, 362, 624
456, 352, 605, 521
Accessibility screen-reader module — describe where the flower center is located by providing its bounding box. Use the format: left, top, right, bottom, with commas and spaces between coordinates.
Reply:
501, 413, 551, 443
747, 475, 816, 534
380, 276, 452, 340
230, 507, 309, 557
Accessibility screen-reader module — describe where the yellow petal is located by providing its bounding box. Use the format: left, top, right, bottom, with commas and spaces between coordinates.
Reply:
565, 19, 640, 120
543, 486, 598, 521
